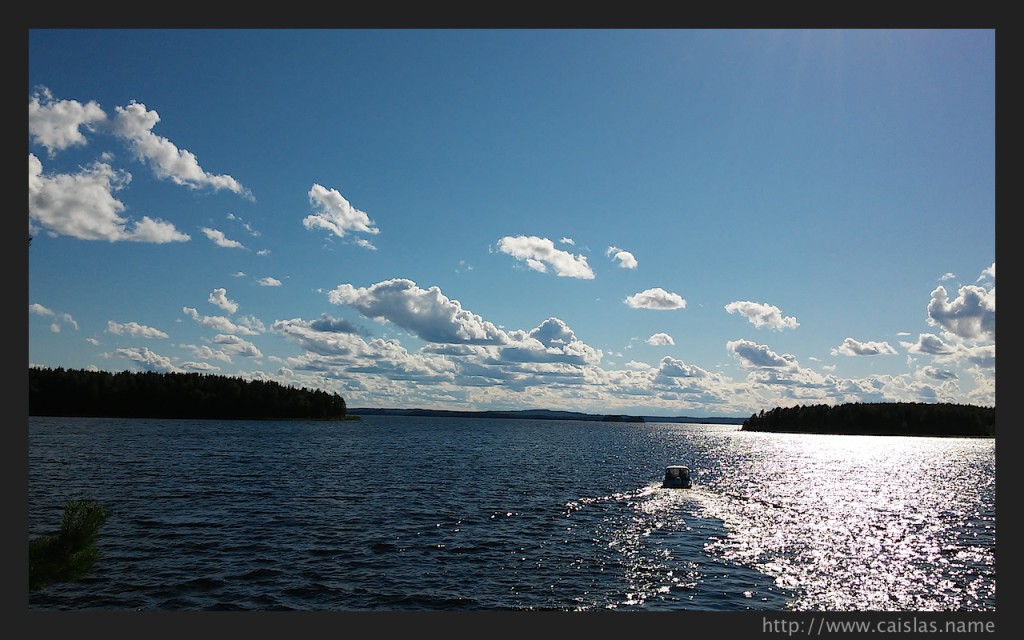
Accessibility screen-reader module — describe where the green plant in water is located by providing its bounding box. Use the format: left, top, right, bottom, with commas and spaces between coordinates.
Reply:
29, 499, 109, 591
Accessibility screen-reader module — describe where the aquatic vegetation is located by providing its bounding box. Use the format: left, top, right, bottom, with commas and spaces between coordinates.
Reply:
29, 500, 109, 591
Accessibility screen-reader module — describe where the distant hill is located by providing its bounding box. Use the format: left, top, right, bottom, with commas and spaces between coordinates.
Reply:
347, 407, 746, 424
741, 402, 994, 437
28, 366, 748, 425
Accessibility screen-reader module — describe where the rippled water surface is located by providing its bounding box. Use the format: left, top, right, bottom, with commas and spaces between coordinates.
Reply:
28, 416, 995, 611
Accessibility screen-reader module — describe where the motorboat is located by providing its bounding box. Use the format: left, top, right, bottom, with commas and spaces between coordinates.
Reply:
662, 465, 692, 488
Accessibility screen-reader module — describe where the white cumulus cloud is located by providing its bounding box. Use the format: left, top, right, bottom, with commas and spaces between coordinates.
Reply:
303, 183, 380, 241
724, 300, 799, 331
726, 339, 798, 369
606, 246, 638, 269
208, 288, 238, 314
647, 333, 675, 346
498, 317, 603, 366
830, 338, 898, 357
202, 227, 245, 249
28, 87, 107, 156
28, 88, 248, 242
625, 288, 686, 310
29, 303, 78, 332
656, 356, 710, 379
927, 284, 995, 342
900, 333, 956, 356
114, 346, 180, 373
106, 320, 169, 339
29, 154, 190, 243
110, 100, 250, 196
497, 236, 595, 279
182, 307, 261, 336
212, 334, 262, 358
328, 278, 509, 345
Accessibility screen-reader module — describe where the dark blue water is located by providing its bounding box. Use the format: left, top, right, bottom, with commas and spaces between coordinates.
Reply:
27, 415, 995, 611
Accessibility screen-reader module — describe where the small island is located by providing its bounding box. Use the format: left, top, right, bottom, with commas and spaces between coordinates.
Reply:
741, 401, 994, 437
601, 414, 645, 423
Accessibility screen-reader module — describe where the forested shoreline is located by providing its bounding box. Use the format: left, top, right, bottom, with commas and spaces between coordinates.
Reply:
29, 367, 347, 420
28, 367, 995, 435
741, 402, 994, 437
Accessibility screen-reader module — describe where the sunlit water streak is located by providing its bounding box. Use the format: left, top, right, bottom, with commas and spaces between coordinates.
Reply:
28, 416, 993, 611
691, 431, 995, 611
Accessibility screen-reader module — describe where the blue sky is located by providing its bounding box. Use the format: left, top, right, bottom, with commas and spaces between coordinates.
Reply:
27, 29, 995, 417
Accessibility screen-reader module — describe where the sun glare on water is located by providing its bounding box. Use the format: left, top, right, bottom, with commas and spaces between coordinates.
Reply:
694, 433, 994, 611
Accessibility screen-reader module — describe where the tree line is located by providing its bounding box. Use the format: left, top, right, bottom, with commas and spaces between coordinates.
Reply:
741, 401, 994, 437
29, 366, 347, 420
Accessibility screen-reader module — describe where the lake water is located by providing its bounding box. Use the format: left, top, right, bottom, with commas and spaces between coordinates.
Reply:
27, 415, 995, 612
